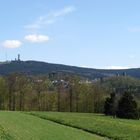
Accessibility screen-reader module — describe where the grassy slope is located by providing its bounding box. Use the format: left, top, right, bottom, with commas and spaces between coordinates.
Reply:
29, 112, 140, 140
0, 111, 106, 140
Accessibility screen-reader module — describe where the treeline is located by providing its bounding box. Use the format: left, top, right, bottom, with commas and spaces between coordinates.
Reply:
0, 73, 107, 112
0, 72, 140, 117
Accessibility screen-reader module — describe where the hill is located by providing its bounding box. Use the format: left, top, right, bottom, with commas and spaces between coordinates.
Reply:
0, 60, 140, 79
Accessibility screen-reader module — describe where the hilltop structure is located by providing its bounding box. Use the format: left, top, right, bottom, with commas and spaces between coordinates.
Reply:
13, 54, 21, 62
18, 54, 20, 61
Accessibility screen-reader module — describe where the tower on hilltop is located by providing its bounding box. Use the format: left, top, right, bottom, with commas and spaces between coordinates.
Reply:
18, 54, 20, 61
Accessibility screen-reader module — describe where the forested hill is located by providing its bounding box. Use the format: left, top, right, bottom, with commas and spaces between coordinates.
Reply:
0, 60, 140, 79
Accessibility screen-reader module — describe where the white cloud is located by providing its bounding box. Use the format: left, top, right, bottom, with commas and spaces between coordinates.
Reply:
52, 6, 75, 17
24, 6, 76, 30
128, 27, 140, 32
105, 66, 130, 69
80, 65, 131, 70
81, 65, 91, 68
2, 40, 22, 48
81, 65, 88, 68
25, 34, 50, 43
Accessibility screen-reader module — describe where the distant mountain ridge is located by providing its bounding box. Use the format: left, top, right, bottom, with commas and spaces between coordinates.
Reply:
0, 60, 140, 79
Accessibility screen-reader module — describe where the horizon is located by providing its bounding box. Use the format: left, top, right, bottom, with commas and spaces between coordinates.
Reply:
0, 57, 139, 70
0, 0, 140, 69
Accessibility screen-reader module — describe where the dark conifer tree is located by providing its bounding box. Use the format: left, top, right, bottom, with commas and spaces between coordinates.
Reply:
104, 93, 116, 116
117, 92, 139, 119
104, 97, 111, 115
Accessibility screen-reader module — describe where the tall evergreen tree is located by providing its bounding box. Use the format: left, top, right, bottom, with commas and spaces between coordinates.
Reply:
117, 92, 139, 119
104, 93, 116, 116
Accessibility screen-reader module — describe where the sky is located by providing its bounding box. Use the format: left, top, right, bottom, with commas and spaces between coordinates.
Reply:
0, 0, 140, 69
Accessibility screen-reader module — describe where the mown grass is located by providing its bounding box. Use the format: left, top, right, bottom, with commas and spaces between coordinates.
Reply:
0, 111, 106, 140
29, 112, 140, 140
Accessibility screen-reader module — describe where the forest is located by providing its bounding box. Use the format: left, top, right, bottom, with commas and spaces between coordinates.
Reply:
0, 72, 140, 116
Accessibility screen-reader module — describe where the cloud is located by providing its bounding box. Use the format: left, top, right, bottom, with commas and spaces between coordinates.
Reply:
24, 6, 76, 30
2, 40, 22, 48
81, 65, 89, 68
105, 66, 130, 69
25, 34, 50, 43
128, 27, 140, 32
52, 6, 75, 17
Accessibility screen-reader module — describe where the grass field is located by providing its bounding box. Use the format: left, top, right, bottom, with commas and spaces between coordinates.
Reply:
29, 112, 140, 140
0, 111, 106, 140
0, 111, 140, 140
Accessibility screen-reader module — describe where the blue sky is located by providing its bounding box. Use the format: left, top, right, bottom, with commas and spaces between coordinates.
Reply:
0, 0, 140, 69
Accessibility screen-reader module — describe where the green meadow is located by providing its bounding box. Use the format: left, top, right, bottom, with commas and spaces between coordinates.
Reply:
29, 112, 140, 140
0, 111, 106, 140
0, 111, 140, 140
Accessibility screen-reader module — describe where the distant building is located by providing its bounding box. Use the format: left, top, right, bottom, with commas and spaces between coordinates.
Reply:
18, 54, 20, 61
11, 54, 21, 62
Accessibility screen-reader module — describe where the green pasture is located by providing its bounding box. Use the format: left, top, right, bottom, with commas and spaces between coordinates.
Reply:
0, 111, 106, 140
29, 112, 140, 140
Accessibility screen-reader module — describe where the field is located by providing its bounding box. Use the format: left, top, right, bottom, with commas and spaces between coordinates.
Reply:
0, 111, 140, 140
29, 112, 140, 140
0, 111, 106, 140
